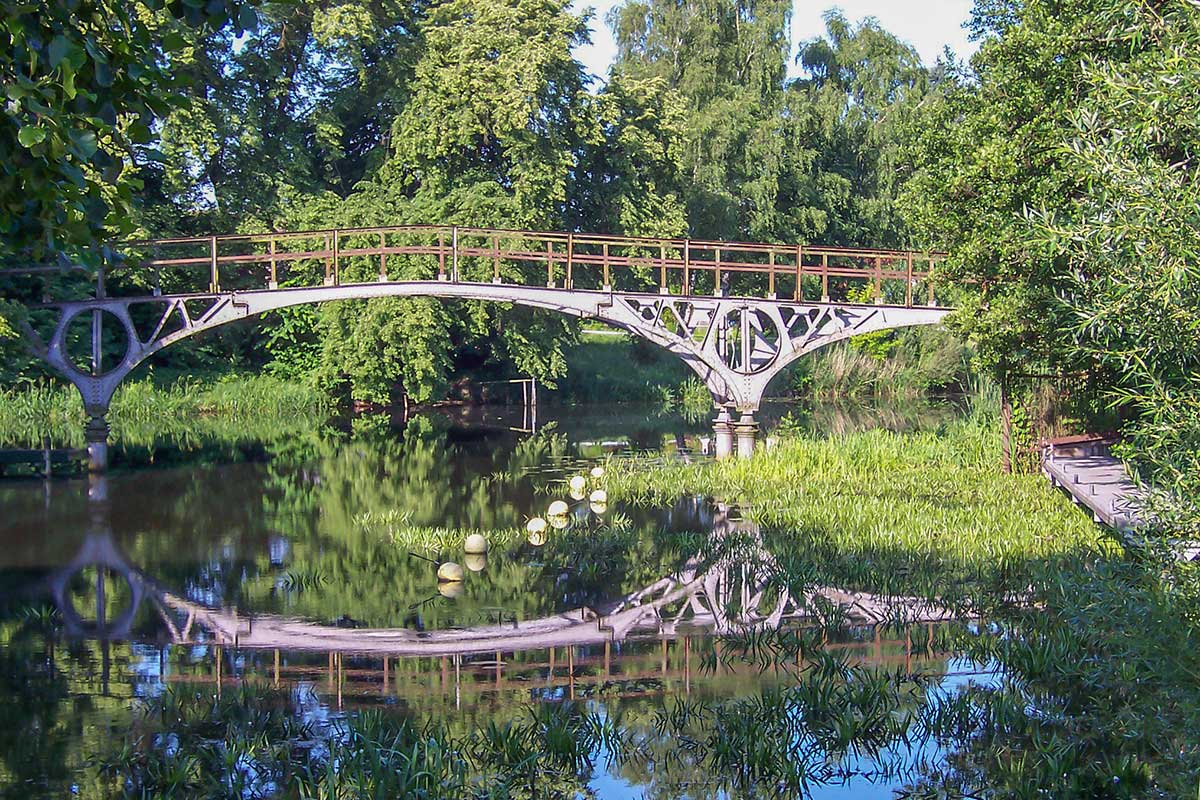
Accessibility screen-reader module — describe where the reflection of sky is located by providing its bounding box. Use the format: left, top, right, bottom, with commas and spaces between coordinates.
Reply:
581, 657, 1001, 799
129, 642, 168, 699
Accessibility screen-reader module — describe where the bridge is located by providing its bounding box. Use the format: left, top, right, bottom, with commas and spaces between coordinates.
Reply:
4, 225, 951, 469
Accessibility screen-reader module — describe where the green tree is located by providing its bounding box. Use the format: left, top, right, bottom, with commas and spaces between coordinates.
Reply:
608, 0, 793, 240
292, 0, 595, 402
790, 10, 934, 247
901, 0, 1199, 527
138, 0, 422, 237
0, 0, 256, 267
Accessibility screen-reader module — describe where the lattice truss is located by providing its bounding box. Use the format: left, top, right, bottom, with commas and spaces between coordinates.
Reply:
24, 284, 947, 415
614, 296, 886, 375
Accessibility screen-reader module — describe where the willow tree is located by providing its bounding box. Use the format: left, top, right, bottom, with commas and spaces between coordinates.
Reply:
302, 0, 595, 404
608, 0, 793, 240
789, 10, 933, 248
902, 0, 1199, 520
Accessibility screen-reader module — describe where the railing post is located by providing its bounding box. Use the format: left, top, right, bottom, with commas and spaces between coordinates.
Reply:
659, 243, 668, 294
451, 226, 460, 282
821, 253, 829, 302
209, 236, 219, 293
152, 243, 162, 297
683, 239, 691, 295
927, 257, 936, 306
767, 250, 776, 299
795, 244, 803, 302
436, 231, 445, 281
268, 237, 277, 289
492, 233, 501, 284
713, 247, 722, 297
874, 256, 882, 304
323, 233, 332, 286
380, 232, 389, 282
905, 251, 913, 306
602, 242, 610, 291
332, 229, 341, 286
547, 239, 555, 287
566, 232, 573, 289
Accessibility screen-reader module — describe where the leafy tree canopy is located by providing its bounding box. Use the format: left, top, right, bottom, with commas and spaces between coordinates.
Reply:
1, 0, 257, 268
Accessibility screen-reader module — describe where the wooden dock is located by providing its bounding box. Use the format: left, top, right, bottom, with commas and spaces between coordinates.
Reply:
0, 446, 86, 478
1041, 434, 1144, 531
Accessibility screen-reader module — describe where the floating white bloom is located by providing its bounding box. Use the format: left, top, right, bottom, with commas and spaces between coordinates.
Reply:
437, 561, 464, 582
547, 500, 570, 517
464, 553, 488, 573
590, 466, 605, 479
568, 475, 587, 493
464, 533, 488, 554
589, 489, 607, 504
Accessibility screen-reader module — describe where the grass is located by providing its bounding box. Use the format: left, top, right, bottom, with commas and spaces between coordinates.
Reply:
603, 397, 1200, 797
606, 407, 1109, 600
0, 374, 330, 448
555, 334, 693, 403
791, 327, 973, 400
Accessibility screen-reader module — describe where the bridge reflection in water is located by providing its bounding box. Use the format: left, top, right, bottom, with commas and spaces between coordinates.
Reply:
37, 477, 957, 710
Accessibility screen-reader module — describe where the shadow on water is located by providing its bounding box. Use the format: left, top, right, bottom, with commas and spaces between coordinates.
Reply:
0, 400, 1005, 799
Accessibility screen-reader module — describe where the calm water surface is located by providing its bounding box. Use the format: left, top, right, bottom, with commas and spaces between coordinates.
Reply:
0, 401, 988, 798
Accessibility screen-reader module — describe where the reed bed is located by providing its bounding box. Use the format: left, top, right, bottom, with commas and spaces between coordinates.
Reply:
0, 375, 330, 447
606, 413, 1110, 596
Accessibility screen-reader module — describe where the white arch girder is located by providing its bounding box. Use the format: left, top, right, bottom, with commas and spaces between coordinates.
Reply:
23, 282, 951, 414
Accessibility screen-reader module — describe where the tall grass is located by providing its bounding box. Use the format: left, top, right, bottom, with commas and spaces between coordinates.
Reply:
607, 413, 1109, 597
791, 328, 973, 400
0, 375, 330, 447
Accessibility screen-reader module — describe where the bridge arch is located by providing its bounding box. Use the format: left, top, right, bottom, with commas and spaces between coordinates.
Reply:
28, 282, 947, 413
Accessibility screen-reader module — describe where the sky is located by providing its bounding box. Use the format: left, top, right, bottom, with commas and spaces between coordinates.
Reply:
570, 0, 979, 82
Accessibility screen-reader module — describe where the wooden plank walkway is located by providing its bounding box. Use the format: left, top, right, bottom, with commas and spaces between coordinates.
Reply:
1041, 434, 1144, 532
0, 446, 85, 478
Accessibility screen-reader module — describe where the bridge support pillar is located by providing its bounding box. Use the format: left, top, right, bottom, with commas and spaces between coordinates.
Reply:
85, 415, 110, 473
735, 412, 758, 459
713, 408, 734, 460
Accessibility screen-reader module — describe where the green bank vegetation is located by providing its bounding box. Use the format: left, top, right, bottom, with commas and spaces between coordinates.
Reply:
0, 375, 329, 449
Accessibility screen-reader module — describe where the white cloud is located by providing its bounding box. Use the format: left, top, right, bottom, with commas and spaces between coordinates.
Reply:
571, 0, 978, 83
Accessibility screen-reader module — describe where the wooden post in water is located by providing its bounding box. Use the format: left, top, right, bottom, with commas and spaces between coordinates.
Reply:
1000, 370, 1013, 474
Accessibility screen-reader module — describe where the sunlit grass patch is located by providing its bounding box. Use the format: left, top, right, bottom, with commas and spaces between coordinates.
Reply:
607, 416, 1112, 596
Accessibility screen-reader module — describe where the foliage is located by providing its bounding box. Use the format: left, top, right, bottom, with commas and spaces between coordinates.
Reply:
790, 327, 972, 400
901, 0, 1199, 533
0, 0, 255, 268
0, 374, 329, 448
554, 334, 692, 404
608, 411, 1108, 599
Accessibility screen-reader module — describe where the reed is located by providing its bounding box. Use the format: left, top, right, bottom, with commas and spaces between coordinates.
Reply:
0, 375, 329, 447
606, 413, 1109, 597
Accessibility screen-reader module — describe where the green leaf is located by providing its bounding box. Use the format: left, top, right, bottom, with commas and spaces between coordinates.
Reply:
17, 126, 47, 147
48, 35, 73, 68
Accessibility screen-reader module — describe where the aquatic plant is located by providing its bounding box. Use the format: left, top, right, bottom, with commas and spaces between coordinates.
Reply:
0, 375, 330, 448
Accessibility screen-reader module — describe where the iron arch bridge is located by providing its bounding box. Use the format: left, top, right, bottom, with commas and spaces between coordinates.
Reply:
5, 225, 951, 466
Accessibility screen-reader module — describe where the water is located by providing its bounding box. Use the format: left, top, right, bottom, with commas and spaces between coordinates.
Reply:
0, 401, 985, 798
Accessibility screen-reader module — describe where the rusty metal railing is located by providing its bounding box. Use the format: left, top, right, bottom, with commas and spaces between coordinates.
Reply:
5, 224, 947, 306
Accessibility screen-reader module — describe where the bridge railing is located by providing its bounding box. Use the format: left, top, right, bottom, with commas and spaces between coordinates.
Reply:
10, 224, 948, 306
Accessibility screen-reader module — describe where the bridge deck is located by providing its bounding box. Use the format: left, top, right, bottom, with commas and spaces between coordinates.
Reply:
1042, 435, 1143, 531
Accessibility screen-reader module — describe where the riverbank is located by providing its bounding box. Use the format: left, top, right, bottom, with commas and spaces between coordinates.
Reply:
605, 405, 1200, 796
0, 375, 330, 448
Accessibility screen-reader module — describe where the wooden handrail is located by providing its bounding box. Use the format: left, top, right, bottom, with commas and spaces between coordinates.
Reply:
8, 223, 950, 307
